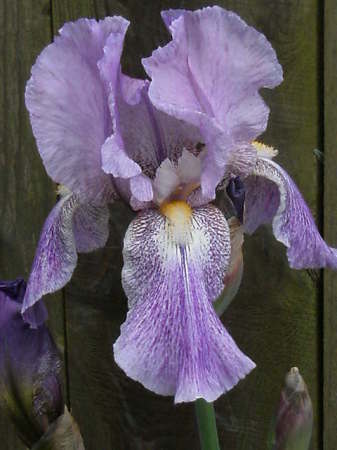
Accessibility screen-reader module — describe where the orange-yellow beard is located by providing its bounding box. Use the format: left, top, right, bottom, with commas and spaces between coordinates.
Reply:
160, 200, 193, 245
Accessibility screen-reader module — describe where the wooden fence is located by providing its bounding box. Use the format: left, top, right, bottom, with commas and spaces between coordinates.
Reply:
1, 1, 336, 449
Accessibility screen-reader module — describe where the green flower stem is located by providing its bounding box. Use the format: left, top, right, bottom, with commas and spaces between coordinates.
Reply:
195, 399, 220, 450
194, 238, 244, 449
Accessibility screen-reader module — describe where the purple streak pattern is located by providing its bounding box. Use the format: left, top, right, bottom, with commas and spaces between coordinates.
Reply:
244, 157, 337, 268
114, 205, 255, 403
23, 193, 109, 327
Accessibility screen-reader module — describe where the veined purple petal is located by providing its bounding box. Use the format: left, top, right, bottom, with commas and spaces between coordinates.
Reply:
245, 157, 337, 269
114, 205, 255, 403
25, 17, 127, 202
143, 6, 283, 198
23, 193, 110, 327
22, 195, 78, 327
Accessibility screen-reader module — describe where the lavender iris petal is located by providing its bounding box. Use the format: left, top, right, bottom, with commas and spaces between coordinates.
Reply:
114, 205, 255, 403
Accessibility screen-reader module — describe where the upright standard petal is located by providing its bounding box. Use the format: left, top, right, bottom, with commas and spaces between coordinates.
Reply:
25, 17, 128, 201
244, 157, 337, 269
22, 193, 110, 327
143, 6, 283, 197
99, 34, 204, 205
100, 71, 203, 204
114, 204, 255, 403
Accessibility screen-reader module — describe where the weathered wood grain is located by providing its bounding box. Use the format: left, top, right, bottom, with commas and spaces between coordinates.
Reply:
0, 1, 65, 448
221, 1, 322, 449
323, 0, 337, 448
50, 1, 325, 449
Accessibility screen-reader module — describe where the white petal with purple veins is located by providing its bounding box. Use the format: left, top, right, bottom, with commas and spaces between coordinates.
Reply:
114, 204, 255, 403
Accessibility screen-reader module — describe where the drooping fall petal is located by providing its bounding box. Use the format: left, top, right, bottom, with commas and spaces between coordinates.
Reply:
22, 193, 110, 327
244, 157, 337, 269
114, 204, 255, 403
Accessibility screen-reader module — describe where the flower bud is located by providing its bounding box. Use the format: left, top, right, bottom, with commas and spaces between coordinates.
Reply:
0, 278, 63, 447
272, 367, 313, 450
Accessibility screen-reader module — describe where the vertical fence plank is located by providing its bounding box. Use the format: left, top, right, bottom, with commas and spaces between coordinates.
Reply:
0, 1, 65, 448
219, 2, 323, 449
324, 0, 337, 448
51, 1, 323, 449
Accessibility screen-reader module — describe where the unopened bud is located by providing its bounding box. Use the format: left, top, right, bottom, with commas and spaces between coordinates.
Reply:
272, 367, 313, 450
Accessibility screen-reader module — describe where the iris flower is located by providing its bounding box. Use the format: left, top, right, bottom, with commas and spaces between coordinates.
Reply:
22, 7, 337, 403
